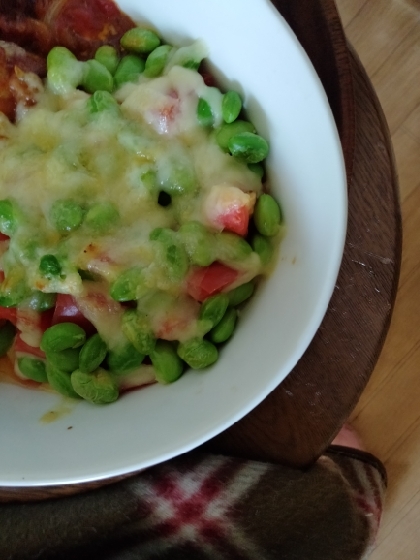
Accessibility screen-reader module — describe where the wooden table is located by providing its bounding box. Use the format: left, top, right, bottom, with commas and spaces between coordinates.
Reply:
0, 0, 402, 500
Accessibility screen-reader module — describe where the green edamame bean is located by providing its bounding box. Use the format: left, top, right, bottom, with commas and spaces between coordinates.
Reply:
166, 41, 207, 71
81, 59, 113, 94
110, 267, 145, 302
228, 132, 269, 164
41, 323, 86, 353
122, 310, 155, 355
178, 221, 215, 267
141, 170, 158, 193
222, 91, 242, 124
215, 120, 256, 152
0, 199, 17, 235
197, 98, 214, 127
160, 160, 197, 196
79, 333, 108, 374
209, 307, 237, 344
120, 27, 161, 54
46, 363, 80, 399
108, 342, 144, 372
0, 295, 16, 308
227, 281, 255, 307
87, 91, 119, 114
85, 202, 120, 232
17, 358, 47, 383
0, 268, 29, 307
214, 232, 252, 262
39, 255, 62, 278
200, 294, 229, 333
0, 294, 25, 309
114, 55, 145, 89
252, 233, 273, 266
50, 200, 84, 234
47, 46, 83, 94
150, 340, 184, 384
144, 45, 173, 78
46, 347, 80, 373
248, 163, 265, 180
150, 228, 189, 282
94, 45, 119, 75
253, 194, 282, 237
25, 291, 57, 312
177, 338, 218, 370
149, 227, 170, 243
181, 60, 201, 70
0, 321, 15, 357
164, 242, 189, 282
71, 368, 119, 404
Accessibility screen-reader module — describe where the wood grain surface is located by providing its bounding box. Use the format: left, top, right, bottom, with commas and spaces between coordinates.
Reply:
336, 1, 420, 558
0, 0, 402, 500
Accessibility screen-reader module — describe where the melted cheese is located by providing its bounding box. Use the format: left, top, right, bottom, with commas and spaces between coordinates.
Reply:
0, 65, 263, 302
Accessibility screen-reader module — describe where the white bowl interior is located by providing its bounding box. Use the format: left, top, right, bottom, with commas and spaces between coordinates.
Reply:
0, 0, 347, 485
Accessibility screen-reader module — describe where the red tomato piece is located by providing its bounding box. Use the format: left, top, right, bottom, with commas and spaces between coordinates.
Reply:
15, 334, 46, 359
0, 233, 9, 241
52, 294, 95, 334
218, 205, 250, 236
0, 306, 16, 324
39, 307, 54, 331
199, 69, 216, 87
186, 263, 239, 302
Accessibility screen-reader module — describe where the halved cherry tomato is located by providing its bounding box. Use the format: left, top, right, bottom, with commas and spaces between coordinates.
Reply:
0, 306, 16, 324
186, 262, 239, 302
52, 294, 95, 334
203, 185, 254, 236
217, 205, 250, 236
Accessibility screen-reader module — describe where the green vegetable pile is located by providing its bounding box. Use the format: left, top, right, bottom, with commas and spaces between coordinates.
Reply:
0, 24, 284, 405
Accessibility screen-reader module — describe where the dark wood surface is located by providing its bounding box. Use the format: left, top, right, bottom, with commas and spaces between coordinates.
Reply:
203, 3, 402, 466
0, 0, 402, 500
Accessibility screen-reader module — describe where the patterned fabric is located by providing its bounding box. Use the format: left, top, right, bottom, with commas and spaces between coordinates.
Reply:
129, 455, 269, 559
325, 447, 387, 560
0, 448, 386, 560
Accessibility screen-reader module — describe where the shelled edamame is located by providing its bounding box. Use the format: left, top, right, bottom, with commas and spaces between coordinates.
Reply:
0, 15, 284, 405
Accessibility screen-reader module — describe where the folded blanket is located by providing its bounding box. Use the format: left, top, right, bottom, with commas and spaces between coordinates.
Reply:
0, 446, 386, 560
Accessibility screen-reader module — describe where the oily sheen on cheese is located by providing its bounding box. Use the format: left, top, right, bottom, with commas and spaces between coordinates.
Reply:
0, 65, 262, 299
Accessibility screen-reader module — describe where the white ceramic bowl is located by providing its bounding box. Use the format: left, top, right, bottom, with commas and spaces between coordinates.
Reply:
0, 0, 347, 486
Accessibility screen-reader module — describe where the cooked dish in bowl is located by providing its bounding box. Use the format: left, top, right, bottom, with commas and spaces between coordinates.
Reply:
0, 0, 283, 404
0, 0, 346, 485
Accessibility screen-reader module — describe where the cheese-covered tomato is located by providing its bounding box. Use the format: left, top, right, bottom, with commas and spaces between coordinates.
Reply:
16, 306, 53, 349
202, 183, 256, 236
